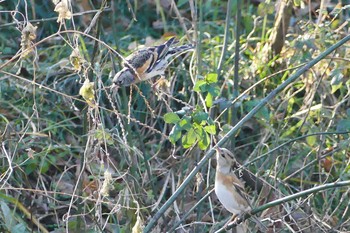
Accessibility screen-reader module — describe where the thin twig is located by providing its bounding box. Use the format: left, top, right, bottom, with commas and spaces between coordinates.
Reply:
168, 188, 214, 232
0, 8, 111, 28
247, 131, 350, 166
0, 70, 168, 139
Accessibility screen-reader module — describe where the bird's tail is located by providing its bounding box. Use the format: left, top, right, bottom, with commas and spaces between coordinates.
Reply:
168, 44, 195, 56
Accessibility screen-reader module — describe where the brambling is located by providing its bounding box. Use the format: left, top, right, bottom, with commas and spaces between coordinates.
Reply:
215, 148, 266, 232
215, 148, 251, 215
112, 37, 194, 86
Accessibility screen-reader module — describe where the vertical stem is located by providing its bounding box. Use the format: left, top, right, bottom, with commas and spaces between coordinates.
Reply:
231, 0, 241, 149
233, 0, 240, 99
261, 14, 267, 42
197, 0, 203, 74
155, 0, 168, 32
216, 0, 233, 75
76, 108, 88, 232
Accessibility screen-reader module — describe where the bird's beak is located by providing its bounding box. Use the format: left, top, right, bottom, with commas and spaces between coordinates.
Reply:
111, 82, 119, 89
215, 147, 222, 154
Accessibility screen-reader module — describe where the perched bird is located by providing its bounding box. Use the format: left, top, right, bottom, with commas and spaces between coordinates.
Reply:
112, 37, 194, 86
215, 148, 250, 225
215, 147, 265, 232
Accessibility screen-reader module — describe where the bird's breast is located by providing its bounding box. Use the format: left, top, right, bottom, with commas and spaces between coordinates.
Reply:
215, 173, 249, 215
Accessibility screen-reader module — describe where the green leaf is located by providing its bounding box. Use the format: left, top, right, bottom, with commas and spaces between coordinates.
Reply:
201, 83, 210, 92
205, 73, 218, 83
24, 158, 38, 175
257, 2, 274, 16
193, 111, 208, 124
204, 125, 216, 135
40, 160, 50, 174
179, 116, 192, 131
193, 80, 207, 92
1, 201, 13, 230
207, 117, 215, 125
330, 69, 344, 85
336, 119, 350, 132
164, 112, 181, 124
197, 128, 210, 150
281, 120, 303, 138
169, 125, 182, 144
208, 85, 220, 97
205, 92, 213, 107
12, 223, 26, 233
177, 0, 188, 7
95, 128, 113, 145
245, 100, 270, 121
182, 128, 197, 148
293, 0, 301, 7
331, 82, 342, 94
306, 135, 316, 147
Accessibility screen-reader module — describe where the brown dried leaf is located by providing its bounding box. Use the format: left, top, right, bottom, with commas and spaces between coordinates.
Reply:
20, 22, 37, 58
54, 0, 72, 23
69, 48, 85, 72
79, 79, 96, 107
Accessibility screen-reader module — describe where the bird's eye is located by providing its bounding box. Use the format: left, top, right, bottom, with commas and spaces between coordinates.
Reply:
116, 79, 123, 86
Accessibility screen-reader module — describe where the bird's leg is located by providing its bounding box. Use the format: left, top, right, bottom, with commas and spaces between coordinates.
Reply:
151, 74, 166, 89
215, 214, 247, 233
223, 214, 238, 229
153, 75, 170, 101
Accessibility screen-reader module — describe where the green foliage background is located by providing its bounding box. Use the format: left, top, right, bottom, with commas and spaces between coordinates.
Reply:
0, 0, 350, 232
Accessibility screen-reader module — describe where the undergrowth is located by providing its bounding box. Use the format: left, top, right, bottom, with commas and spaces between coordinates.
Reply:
0, 0, 350, 232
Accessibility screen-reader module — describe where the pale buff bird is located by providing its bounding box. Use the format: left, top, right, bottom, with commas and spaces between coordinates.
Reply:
215, 147, 266, 232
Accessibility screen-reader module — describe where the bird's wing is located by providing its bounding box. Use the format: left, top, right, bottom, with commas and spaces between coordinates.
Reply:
231, 174, 252, 208
145, 37, 177, 73
125, 49, 154, 76
167, 44, 194, 57
155, 37, 177, 61
123, 37, 177, 75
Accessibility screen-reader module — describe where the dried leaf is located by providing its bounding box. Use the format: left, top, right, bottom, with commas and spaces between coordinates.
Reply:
79, 79, 95, 107
20, 22, 37, 58
132, 215, 144, 233
100, 170, 113, 197
54, 0, 72, 23
69, 48, 85, 72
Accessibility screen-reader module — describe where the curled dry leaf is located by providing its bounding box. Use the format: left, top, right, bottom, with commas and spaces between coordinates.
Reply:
321, 156, 333, 173
132, 215, 144, 233
54, 0, 72, 23
69, 48, 85, 72
79, 79, 95, 107
26, 148, 35, 159
100, 170, 113, 197
20, 22, 37, 58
